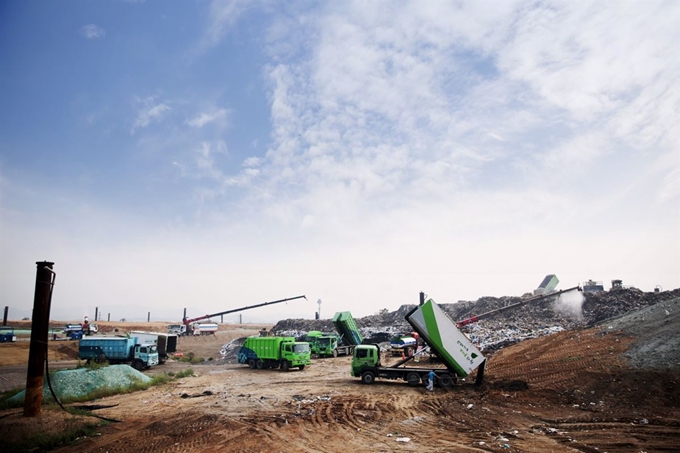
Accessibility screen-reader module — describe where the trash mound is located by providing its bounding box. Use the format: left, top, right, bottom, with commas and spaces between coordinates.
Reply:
7, 365, 152, 405
270, 288, 680, 354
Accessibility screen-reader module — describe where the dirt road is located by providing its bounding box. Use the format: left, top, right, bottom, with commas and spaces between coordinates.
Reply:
2, 321, 679, 452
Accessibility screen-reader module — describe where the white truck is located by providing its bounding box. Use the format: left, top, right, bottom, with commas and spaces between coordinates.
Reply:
191, 322, 218, 336
130, 331, 179, 364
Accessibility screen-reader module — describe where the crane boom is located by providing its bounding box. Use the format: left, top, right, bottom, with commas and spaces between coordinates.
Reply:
183, 295, 307, 325
456, 286, 582, 327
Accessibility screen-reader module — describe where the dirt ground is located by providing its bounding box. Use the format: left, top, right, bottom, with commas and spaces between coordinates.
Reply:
1, 320, 679, 453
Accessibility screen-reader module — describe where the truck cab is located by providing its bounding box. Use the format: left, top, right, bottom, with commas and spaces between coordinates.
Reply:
351, 344, 381, 378
133, 344, 160, 369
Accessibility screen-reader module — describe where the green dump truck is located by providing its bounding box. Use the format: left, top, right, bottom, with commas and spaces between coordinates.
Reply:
351, 297, 486, 387
238, 336, 311, 371
79, 337, 160, 370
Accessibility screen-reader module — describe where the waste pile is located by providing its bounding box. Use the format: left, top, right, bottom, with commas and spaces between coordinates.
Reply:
272, 288, 680, 353
7, 365, 152, 405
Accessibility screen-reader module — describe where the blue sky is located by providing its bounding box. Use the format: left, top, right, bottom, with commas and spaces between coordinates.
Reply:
1, 0, 678, 323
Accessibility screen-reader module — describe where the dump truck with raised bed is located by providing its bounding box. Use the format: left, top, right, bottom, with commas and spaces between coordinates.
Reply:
79, 337, 160, 370
130, 331, 178, 364
352, 297, 487, 387
332, 311, 363, 345
238, 336, 311, 371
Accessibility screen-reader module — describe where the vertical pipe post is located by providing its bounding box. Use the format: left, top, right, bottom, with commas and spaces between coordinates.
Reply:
24, 261, 54, 417
147, 312, 150, 322
94, 307, 98, 322
419, 292, 425, 306
107, 313, 110, 322
2, 306, 8, 326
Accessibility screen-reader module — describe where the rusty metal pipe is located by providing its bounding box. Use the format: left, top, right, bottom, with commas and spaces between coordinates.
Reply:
24, 261, 55, 417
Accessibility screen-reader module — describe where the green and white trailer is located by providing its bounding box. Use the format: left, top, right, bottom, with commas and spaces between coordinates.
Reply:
351, 297, 486, 387
238, 336, 311, 371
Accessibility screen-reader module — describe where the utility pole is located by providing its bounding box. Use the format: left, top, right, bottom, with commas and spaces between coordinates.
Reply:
24, 261, 54, 417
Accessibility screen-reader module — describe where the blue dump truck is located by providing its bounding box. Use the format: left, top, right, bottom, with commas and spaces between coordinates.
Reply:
0, 326, 17, 343
79, 337, 160, 370
351, 297, 486, 387
238, 336, 311, 371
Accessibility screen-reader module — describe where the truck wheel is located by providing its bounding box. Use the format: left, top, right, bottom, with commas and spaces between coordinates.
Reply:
248, 359, 256, 369
406, 372, 421, 386
256, 360, 264, 369
132, 359, 144, 371
281, 360, 290, 372
361, 371, 376, 385
298, 365, 305, 371
438, 374, 454, 388
332, 349, 338, 358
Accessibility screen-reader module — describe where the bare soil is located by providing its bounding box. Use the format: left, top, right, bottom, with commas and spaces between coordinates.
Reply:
1, 320, 679, 452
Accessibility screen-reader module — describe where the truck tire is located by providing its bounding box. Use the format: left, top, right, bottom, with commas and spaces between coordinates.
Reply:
406, 372, 421, 386
298, 365, 305, 371
132, 359, 144, 371
248, 359, 256, 369
361, 371, 376, 385
256, 359, 264, 369
281, 360, 290, 372
438, 374, 454, 388
332, 349, 338, 358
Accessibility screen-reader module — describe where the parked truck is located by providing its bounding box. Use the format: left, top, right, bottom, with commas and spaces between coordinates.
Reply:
129, 331, 178, 364
191, 322, 218, 336
0, 326, 16, 343
79, 337, 160, 370
351, 297, 486, 387
238, 336, 311, 371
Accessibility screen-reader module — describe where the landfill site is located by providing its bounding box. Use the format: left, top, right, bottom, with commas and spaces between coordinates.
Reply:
1, 281, 679, 453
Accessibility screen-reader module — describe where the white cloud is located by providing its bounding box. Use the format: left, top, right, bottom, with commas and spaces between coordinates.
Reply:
80, 24, 105, 39
131, 97, 171, 134
186, 109, 229, 128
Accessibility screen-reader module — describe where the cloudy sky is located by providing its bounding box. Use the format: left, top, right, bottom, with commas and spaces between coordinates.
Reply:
1, 0, 678, 323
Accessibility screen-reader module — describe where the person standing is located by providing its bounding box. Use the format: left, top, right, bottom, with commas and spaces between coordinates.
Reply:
427, 370, 436, 391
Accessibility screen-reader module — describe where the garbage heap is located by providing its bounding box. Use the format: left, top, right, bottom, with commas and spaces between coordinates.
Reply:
272, 288, 680, 353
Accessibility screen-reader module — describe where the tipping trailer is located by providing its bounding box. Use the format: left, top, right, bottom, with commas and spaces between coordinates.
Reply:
180, 295, 307, 336
79, 337, 160, 370
352, 298, 485, 387
332, 311, 363, 345
130, 331, 178, 364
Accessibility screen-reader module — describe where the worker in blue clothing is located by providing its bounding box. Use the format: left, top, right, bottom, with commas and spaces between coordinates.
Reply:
426, 370, 436, 391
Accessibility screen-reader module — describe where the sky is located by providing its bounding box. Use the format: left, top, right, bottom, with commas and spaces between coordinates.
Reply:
1, 0, 678, 324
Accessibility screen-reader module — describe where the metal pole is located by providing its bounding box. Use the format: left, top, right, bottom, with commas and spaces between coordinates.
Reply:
2, 306, 8, 326
95, 307, 98, 322
419, 292, 425, 306
24, 261, 54, 417
147, 312, 150, 322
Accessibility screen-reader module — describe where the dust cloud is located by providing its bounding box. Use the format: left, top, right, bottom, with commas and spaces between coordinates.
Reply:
554, 290, 585, 320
